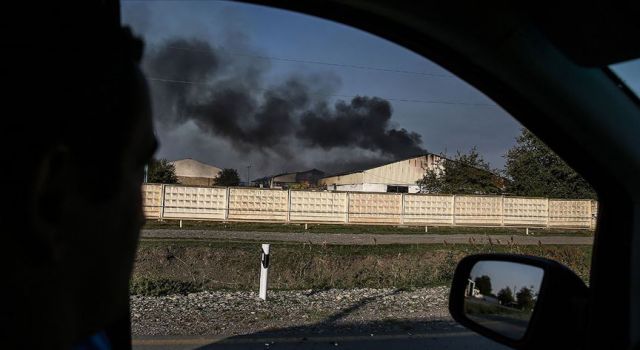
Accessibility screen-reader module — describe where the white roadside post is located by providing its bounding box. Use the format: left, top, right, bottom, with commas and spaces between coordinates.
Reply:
259, 244, 270, 301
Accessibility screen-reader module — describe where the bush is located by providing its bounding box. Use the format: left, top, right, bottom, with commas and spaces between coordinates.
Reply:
130, 278, 202, 296
147, 158, 178, 184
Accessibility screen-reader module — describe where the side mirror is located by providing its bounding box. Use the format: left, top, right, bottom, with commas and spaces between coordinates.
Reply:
449, 254, 589, 349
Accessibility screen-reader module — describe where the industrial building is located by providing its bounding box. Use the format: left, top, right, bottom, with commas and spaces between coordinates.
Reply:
255, 169, 325, 189
318, 154, 444, 193
169, 158, 221, 187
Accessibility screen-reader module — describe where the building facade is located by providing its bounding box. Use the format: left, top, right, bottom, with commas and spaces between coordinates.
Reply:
318, 154, 444, 193
169, 158, 222, 187
255, 169, 325, 189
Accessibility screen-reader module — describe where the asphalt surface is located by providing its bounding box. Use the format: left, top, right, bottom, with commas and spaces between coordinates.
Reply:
142, 229, 593, 245
133, 329, 509, 350
468, 314, 528, 340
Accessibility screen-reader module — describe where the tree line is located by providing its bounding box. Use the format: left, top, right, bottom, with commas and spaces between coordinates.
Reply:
418, 128, 596, 199
474, 275, 536, 310
146, 128, 596, 199
146, 159, 240, 186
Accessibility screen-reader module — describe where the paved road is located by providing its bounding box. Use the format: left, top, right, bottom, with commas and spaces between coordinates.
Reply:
133, 329, 509, 350
469, 314, 528, 340
142, 229, 593, 245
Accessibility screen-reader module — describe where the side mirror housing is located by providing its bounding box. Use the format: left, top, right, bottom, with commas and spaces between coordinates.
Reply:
449, 254, 588, 349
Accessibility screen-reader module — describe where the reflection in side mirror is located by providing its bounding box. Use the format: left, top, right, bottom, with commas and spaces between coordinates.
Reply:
463, 261, 544, 340
449, 254, 589, 349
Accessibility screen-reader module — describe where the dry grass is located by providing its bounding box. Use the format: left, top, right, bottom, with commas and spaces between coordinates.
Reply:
131, 239, 592, 295
143, 219, 594, 237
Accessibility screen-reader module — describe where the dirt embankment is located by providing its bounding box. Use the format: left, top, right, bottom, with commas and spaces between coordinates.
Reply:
132, 241, 592, 293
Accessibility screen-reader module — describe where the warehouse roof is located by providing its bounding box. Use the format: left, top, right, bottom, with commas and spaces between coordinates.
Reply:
169, 158, 221, 178
320, 153, 441, 179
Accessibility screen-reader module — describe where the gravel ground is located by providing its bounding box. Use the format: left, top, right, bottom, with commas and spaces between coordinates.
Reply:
142, 229, 593, 245
131, 287, 458, 337
141, 229, 593, 245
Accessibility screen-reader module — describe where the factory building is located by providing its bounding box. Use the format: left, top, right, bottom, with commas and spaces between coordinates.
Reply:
169, 158, 222, 187
255, 169, 325, 189
318, 154, 444, 193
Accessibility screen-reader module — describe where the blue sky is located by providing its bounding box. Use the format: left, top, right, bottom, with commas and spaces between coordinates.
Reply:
470, 261, 544, 297
121, 1, 639, 178
611, 59, 640, 96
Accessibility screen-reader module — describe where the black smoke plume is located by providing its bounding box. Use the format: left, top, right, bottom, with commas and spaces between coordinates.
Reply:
143, 37, 426, 174
297, 96, 424, 156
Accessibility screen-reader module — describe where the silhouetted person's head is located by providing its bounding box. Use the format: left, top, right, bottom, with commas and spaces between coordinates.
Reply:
2, 4, 156, 349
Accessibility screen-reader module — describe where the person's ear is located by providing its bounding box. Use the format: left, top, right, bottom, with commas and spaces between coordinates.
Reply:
29, 146, 73, 264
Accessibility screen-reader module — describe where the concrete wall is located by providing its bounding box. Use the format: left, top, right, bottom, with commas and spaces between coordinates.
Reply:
503, 197, 548, 226
403, 194, 454, 224
454, 196, 503, 226
142, 184, 163, 218
162, 185, 227, 220
348, 192, 403, 224
143, 184, 597, 229
227, 188, 288, 221
289, 190, 348, 222
549, 199, 593, 228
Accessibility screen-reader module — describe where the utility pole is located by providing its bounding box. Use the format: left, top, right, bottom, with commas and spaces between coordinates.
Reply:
247, 164, 252, 186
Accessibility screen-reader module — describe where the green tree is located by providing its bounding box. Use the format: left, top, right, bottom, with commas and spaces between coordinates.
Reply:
147, 158, 178, 184
497, 287, 515, 305
215, 168, 240, 186
417, 148, 503, 195
474, 275, 493, 296
505, 128, 596, 199
516, 286, 535, 310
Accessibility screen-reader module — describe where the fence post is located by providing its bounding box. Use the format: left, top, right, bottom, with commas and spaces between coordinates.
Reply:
224, 187, 231, 221
400, 193, 405, 224
452, 195, 456, 226
286, 189, 291, 223
160, 184, 166, 220
546, 198, 551, 228
501, 196, 505, 226
346, 192, 350, 223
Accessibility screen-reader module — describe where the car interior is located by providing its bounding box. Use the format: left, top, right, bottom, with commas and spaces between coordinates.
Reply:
7, 1, 639, 349
238, 3, 640, 348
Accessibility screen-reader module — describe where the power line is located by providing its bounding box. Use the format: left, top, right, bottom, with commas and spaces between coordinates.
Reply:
165, 46, 455, 78
147, 77, 498, 107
